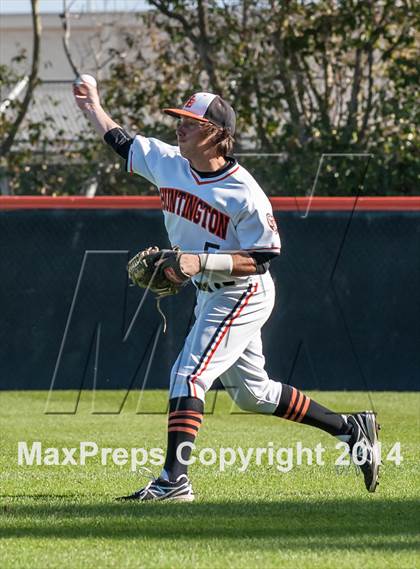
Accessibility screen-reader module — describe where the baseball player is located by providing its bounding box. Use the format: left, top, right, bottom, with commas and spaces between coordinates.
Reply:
73, 80, 380, 501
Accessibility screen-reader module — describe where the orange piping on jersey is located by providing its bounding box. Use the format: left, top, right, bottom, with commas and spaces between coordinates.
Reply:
189, 165, 240, 186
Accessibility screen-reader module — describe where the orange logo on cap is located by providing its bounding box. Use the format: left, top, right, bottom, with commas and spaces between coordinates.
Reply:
184, 95, 197, 109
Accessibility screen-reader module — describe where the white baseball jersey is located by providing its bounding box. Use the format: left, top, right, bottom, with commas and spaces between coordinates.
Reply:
128, 135, 283, 407
128, 136, 280, 284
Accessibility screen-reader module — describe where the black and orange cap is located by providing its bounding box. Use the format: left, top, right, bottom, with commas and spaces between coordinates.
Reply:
163, 92, 236, 135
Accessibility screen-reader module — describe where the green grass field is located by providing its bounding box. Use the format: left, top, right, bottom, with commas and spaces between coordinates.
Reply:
0, 390, 419, 568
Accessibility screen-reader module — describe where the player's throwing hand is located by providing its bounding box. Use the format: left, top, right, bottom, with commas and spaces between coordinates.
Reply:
73, 74, 100, 112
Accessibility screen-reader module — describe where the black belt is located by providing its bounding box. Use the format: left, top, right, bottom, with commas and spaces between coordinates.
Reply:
194, 280, 236, 293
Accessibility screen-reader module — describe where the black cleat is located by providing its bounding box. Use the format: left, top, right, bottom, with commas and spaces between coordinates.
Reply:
116, 474, 195, 502
347, 411, 380, 492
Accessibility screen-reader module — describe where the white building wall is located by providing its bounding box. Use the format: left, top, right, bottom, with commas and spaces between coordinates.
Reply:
0, 12, 144, 80
1, 11, 147, 144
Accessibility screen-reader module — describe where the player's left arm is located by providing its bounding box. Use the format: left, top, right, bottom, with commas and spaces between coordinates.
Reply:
230, 251, 278, 276
174, 250, 278, 279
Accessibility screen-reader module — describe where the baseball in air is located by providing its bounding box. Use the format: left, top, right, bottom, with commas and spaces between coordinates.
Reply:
74, 74, 97, 87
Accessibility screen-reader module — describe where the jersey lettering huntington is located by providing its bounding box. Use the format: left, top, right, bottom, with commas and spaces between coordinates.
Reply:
160, 187, 230, 240
127, 136, 281, 255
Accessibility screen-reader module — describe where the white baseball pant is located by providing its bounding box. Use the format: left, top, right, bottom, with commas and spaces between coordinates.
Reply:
169, 272, 283, 413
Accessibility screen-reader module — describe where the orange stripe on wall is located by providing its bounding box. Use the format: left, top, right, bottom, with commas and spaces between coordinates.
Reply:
270, 197, 420, 211
1, 196, 419, 211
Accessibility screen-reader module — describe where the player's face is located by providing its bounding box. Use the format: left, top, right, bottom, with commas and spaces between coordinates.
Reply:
176, 117, 212, 157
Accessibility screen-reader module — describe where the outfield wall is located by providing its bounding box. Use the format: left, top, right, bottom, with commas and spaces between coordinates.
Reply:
1, 197, 419, 392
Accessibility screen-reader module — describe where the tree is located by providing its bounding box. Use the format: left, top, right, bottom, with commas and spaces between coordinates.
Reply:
0, 0, 41, 158
100, 0, 417, 195
1, 0, 417, 196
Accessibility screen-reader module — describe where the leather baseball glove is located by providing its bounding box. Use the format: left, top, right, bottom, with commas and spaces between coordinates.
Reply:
127, 246, 190, 332
127, 246, 190, 297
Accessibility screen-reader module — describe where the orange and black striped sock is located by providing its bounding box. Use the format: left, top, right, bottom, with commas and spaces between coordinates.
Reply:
163, 397, 204, 481
273, 384, 351, 437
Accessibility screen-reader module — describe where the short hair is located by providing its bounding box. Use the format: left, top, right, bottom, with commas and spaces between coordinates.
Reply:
201, 122, 235, 157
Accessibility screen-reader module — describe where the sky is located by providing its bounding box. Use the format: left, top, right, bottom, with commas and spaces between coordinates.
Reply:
0, 0, 149, 13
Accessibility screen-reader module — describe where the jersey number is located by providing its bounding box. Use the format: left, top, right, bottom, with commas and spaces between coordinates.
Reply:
204, 241, 220, 253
